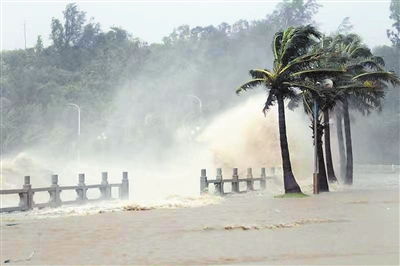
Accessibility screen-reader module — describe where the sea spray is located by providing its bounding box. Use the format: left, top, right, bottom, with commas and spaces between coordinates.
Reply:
197, 93, 313, 184
1, 94, 315, 209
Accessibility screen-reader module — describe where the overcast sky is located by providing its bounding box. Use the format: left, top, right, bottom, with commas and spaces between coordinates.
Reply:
1, 0, 393, 51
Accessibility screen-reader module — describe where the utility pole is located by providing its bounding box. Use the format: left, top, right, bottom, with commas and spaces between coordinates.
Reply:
313, 79, 333, 194
313, 98, 319, 194
67, 103, 81, 169
313, 82, 321, 195
24, 21, 27, 49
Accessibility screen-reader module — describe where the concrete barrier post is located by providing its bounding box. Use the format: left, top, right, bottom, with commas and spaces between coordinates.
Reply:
246, 168, 254, 191
120, 171, 129, 200
49, 174, 61, 207
76, 173, 88, 203
271, 167, 276, 178
215, 168, 224, 195
232, 168, 239, 193
19, 176, 33, 210
260, 168, 267, 189
200, 169, 208, 194
100, 172, 111, 199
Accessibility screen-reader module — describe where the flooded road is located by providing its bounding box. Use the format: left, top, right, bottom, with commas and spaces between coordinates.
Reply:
1, 172, 399, 265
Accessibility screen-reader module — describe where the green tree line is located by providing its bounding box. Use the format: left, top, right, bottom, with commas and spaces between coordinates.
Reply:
1, 0, 398, 167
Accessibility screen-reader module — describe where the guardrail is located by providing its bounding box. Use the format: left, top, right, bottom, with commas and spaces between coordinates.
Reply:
354, 164, 399, 174
0, 171, 129, 213
200, 167, 273, 195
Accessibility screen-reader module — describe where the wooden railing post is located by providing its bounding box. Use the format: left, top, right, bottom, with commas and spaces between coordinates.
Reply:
200, 169, 208, 194
232, 168, 239, 193
100, 172, 111, 199
49, 174, 61, 207
19, 176, 33, 210
215, 168, 224, 195
76, 173, 88, 203
120, 171, 129, 200
246, 168, 254, 191
260, 168, 267, 189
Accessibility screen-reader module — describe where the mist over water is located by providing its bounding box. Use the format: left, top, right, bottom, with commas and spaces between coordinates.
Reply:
1, 90, 398, 219
1, 1, 398, 218
1, 92, 315, 208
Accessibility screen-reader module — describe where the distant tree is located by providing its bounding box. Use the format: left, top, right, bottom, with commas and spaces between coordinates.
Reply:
77, 21, 101, 49
50, 18, 65, 51
337, 17, 354, 34
63, 3, 86, 47
34, 35, 44, 54
232, 20, 250, 33
387, 0, 400, 47
50, 3, 86, 50
106, 27, 130, 42
267, 0, 321, 28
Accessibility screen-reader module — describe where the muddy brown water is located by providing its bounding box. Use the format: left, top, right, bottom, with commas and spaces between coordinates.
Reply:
1, 172, 399, 265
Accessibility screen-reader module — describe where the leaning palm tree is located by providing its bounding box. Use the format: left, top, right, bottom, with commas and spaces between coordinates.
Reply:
236, 25, 340, 193
298, 37, 341, 184
286, 77, 387, 191
287, 81, 334, 192
327, 34, 400, 184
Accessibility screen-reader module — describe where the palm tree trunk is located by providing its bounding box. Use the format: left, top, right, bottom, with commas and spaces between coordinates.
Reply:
323, 110, 338, 183
277, 94, 302, 193
343, 99, 353, 185
336, 108, 346, 180
315, 121, 329, 192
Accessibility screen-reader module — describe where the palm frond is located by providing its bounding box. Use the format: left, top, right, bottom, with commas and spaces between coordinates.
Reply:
347, 93, 383, 114
250, 69, 274, 82
279, 25, 321, 66
279, 52, 323, 76
346, 58, 384, 72
352, 71, 400, 87
349, 46, 372, 58
236, 79, 265, 94
287, 92, 302, 111
283, 81, 321, 94
262, 92, 276, 115
291, 69, 345, 79
272, 32, 283, 61
373, 56, 385, 67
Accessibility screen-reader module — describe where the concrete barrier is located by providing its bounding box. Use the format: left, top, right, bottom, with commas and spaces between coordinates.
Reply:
200, 167, 273, 195
0, 171, 129, 213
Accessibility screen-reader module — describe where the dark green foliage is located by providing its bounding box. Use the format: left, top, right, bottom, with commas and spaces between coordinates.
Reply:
387, 0, 400, 47
267, 0, 320, 29
2, 1, 320, 156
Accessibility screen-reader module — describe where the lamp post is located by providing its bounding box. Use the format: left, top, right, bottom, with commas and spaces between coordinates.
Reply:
67, 103, 81, 167
186, 94, 203, 114
313, 86, 320, 195
313, 79, 333, 194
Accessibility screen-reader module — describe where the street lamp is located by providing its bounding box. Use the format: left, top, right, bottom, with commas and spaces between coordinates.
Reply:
313, 79, 333, 194
67, 103, 80, 136
313, 84, 320, 195
67, 103, 81, 167
186, 94, 203, 114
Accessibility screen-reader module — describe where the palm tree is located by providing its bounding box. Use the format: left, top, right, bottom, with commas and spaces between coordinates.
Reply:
323, 105, 338, 183
286, 77, 388, 190
286, 79, 343, 192
335, 105, 346, 180
286, 35, 347, 185
327, 34, 400, 184
236, 25, 339, 193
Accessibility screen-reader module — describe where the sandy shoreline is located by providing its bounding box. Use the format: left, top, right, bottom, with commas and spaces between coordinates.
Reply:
1, 181, 399, 265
